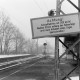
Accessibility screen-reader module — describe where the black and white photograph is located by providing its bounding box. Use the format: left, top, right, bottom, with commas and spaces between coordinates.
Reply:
0, 0, 79, 80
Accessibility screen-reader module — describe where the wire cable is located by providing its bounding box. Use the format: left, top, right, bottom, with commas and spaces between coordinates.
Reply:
33, 0, 45, 16
43, 0, 49, 11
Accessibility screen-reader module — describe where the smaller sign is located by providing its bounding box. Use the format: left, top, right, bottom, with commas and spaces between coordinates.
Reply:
31, 13, 80, 39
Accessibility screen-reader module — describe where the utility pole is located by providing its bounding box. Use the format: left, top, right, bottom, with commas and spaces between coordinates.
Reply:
55, 0, 61, 80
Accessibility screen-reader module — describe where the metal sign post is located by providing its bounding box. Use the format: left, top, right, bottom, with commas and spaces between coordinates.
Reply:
55, 0, 61, 80
55, 36, 59, 80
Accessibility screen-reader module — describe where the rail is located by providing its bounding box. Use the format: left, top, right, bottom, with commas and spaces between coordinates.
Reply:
0, 54, 44, 71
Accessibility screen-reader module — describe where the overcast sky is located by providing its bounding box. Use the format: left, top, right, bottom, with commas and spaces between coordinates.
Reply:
0, 0, 78, 49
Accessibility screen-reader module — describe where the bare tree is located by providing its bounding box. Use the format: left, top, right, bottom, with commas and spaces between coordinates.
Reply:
3, 22, 16, 54
12, 29, 27, 54
25, 39, 37, 54
0, 11, 29, 55
0, 12, 10, 54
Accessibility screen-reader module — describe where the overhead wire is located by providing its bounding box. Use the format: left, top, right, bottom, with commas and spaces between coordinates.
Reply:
33, 0, 45, 16
43, 0, 49, 11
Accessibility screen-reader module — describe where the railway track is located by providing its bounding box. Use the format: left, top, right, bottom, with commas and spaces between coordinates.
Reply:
0, 55, 78, 80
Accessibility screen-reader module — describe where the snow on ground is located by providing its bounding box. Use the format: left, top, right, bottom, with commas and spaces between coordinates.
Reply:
0, 54, 30, 58
66, 76, 79, 80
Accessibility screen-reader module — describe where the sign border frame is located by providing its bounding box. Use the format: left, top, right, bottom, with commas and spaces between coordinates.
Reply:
30, 13, 80, 39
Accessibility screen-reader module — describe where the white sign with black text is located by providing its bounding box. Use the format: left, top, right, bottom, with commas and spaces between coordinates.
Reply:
31, 13, 80, 39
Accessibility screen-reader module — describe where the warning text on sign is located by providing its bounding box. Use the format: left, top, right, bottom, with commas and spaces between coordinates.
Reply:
31, 13, 80, 38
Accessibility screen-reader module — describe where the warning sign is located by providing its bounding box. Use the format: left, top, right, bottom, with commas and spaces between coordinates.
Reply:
30, 13, 80, 39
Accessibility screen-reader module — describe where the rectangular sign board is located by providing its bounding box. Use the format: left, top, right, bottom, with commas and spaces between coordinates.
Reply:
30, 13, 80, 39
